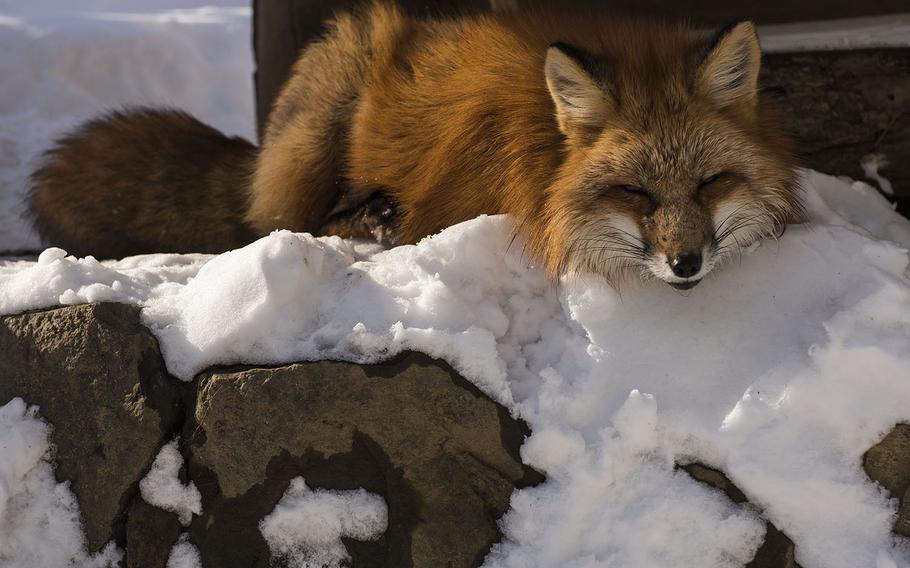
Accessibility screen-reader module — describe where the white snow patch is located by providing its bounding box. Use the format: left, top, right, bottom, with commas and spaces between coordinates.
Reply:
863, 153, 895, 196
0, 398, 123, 567
260, 477, 388, 568
1, 171, 910, 567
139, 438, 202, 526
166, 533, 202, 568
0, 249, 208, 315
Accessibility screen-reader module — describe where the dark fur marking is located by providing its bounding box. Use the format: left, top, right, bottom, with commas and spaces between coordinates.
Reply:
700, 18, 755, 65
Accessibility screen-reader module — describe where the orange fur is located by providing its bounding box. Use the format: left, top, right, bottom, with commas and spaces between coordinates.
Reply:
250, 4, 801, 285
30, 4, 801, 286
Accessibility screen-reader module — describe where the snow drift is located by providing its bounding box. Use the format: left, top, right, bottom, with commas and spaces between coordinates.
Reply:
1, 169, 910, 567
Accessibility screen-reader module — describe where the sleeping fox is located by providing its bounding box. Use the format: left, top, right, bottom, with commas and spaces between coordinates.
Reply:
28, 2, 802, 289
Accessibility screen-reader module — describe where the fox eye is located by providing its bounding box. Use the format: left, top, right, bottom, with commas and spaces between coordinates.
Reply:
621, 185, 648, 197
699, 174, 722, 188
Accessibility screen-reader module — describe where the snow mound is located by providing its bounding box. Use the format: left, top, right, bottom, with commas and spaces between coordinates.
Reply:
166, 533, 202, 568
259, 477, 389, 568
0, 398, 122, 567
139, 439, 202, 527
1, 170, 910, 567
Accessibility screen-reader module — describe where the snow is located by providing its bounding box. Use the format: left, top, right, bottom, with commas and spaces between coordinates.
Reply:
863, 154, 896, 196
2, 170, 909, 567
0, 398, 122, 567
166, 534, 202, 568
0, 0, 254, 254
139, 438, 202, 527
259, 477, 389, 568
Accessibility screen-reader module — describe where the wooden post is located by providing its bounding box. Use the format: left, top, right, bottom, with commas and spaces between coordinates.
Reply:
761, 48, 909, 213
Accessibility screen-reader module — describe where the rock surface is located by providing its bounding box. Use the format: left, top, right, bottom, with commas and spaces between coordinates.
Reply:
2, 303, 910, 566
0, 303, 182, 551
125, 496, 183, 568
187, 353, 543, 567
0, 304, 540, 567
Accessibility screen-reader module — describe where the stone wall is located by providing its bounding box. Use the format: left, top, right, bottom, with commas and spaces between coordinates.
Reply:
2, 303, 909, 567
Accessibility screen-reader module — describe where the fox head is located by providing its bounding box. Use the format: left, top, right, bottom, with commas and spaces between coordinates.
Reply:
541, 20, 802, 289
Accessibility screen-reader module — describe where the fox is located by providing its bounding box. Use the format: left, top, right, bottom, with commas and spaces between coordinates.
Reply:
28, 2, 802, 289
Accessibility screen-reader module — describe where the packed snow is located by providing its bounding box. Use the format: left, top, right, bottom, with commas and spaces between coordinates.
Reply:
0, 0, 253, 254
2, 169, 910, 567
863, 154, 896, 196
139, 438, 202, 527
166, 534, 202, 568
259, 477, 389, 568
0, 398, 122, 567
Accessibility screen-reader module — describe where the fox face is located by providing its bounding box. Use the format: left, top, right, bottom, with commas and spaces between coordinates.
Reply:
542, 21, 802, 289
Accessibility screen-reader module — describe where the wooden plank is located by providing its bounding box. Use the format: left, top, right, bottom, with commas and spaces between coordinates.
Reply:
761, 48, 910, 213
518, 0, 909, 25
758, 14, 910, 52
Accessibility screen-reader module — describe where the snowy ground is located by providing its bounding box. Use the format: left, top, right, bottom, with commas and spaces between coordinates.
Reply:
0, 0, 254, 254
2, 170, 910, 568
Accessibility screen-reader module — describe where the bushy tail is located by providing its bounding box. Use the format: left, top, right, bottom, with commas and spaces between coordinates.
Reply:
28, 108, 259, 259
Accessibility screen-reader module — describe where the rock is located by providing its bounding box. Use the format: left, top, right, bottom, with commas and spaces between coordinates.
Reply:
0, 304, 540, 565
761, 49, 910, 214
125, 496, 183, 568
0, 303, 183, 551
864, 424, 910, 537
680, 463, 799, 568
7, 302, 910, 568
188, 353, 543, 568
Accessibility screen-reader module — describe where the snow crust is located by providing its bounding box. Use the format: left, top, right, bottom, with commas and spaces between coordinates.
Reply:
0, 1, 253, 253
166, 534, 202, 568
863, 154, 895, 196
2, 170, 909, 567
0, 398, 122, 567
259, 477, 389, 568
139, 438, 202, 527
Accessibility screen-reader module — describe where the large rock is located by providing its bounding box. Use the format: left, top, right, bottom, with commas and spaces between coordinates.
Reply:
187, 353, 543, 568
5, 302, 910, 567
0, 303, 183, 551
125, 496, 183, 568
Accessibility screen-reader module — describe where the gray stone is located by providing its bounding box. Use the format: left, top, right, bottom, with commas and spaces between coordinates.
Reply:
0, 303, 183, 551
125, 496, 183, 568
187, 353, 542, 568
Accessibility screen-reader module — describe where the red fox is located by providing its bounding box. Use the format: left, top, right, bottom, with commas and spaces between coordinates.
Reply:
28, 3, 801, 289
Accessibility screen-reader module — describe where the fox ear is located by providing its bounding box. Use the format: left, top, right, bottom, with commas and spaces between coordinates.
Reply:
545, 43, 610, 143
697, 20, 761, 109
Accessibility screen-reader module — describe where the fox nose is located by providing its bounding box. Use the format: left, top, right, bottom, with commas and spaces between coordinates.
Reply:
669, 253, 702, 278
